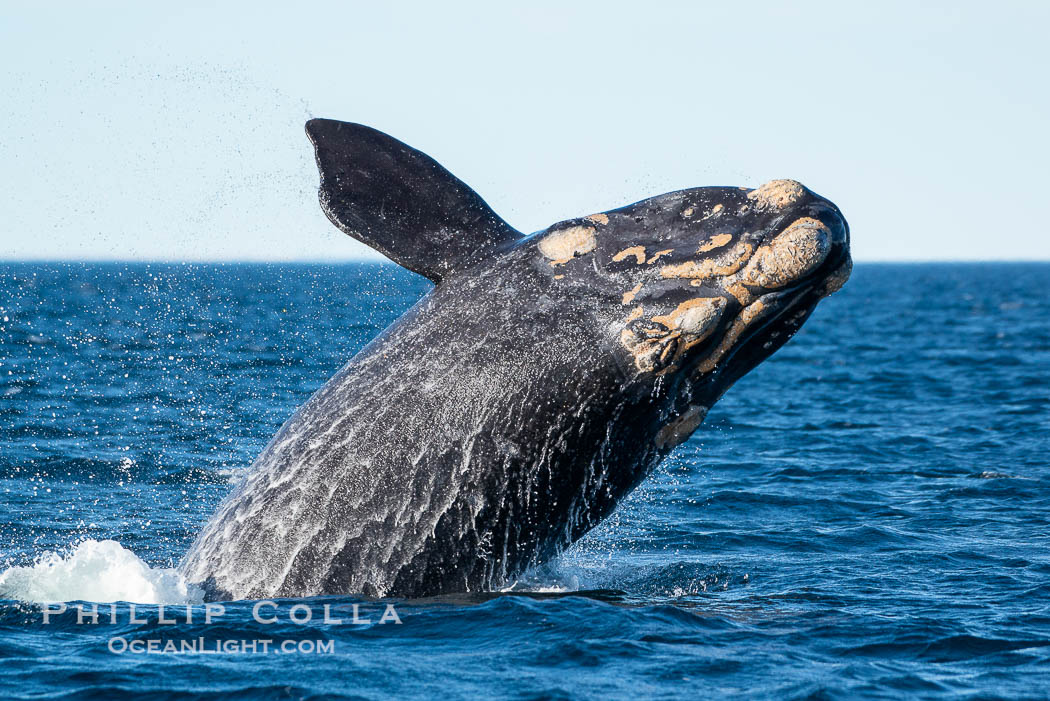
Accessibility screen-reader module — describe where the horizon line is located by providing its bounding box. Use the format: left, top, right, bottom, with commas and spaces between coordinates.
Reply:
1, 257, 1049, 266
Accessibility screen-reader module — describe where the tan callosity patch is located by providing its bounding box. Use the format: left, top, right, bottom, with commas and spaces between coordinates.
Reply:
621, 296, 726, 374
652, 297, 725, 338
725, 281, 753, 306
706, 204, 724, 217
654, 405, 708, 449
619, 330, 650, 371
747, 179, 805, 210
682, 207, 695, 218
622, 283, 643, 305
619, 324, 673, 373
698, 233, 733, 253
647, 249, 674, 264
741, 217, 831, 289
554, 274, 565, 280
586, 213, 610, 225
661, 242, 753, 280
612, 245, 647, 264
539, 225, 597, 266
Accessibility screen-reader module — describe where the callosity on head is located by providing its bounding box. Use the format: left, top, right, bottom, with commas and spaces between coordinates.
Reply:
534, 178, 851, 448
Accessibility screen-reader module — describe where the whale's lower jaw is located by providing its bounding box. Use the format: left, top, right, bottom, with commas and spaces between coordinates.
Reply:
702, 247, 852, 402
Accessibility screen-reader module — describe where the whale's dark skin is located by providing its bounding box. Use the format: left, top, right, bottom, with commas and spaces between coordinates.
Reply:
180, 120, 851, 599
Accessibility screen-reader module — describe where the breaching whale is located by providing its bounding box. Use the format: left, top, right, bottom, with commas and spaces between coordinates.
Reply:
180, 119, 852, 599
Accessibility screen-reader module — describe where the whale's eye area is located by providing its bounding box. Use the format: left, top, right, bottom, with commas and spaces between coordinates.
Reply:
619, 297, 726, 374
620, 319, 678, 374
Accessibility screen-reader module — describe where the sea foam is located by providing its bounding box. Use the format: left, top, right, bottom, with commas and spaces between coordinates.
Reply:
0, 539, 204, 604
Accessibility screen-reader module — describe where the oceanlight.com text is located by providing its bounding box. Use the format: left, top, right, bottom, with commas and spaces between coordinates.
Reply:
107, 637, 335, 655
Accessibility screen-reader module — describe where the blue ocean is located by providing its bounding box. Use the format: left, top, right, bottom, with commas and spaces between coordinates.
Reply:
0, 261, 1047, 699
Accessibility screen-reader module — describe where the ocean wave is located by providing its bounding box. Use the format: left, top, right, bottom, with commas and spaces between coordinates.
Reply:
0, 539, 203, 605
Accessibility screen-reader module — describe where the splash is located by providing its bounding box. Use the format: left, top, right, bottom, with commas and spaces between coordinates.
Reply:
501, 563, 580, 594
0, 539, 204, 605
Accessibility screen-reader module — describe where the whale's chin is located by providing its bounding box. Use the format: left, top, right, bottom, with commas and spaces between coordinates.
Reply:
692, 249, 852, 402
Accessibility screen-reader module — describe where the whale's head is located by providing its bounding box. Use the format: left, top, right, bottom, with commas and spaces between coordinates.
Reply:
534, 179, 851, 449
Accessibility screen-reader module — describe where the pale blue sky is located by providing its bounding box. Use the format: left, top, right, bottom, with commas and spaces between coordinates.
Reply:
2, 1, 1048, 262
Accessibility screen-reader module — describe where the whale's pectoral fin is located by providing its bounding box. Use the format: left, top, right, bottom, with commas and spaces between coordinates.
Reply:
305, 119, 521, 283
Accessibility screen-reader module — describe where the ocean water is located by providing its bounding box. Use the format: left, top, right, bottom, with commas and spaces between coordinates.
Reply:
0, 261, 1048, 699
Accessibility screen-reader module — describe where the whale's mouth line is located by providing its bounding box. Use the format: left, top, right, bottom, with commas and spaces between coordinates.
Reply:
707, 207, 850, 371
690, 242, 851, 395
721, 286, 813, 382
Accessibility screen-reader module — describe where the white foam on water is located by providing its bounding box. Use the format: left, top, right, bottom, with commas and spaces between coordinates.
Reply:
0, 539, 204, 605
501, 582, 575, 594
501, 565, 580, 594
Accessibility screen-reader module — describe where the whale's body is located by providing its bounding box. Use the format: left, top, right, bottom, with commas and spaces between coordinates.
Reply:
180, 120, 851, 599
